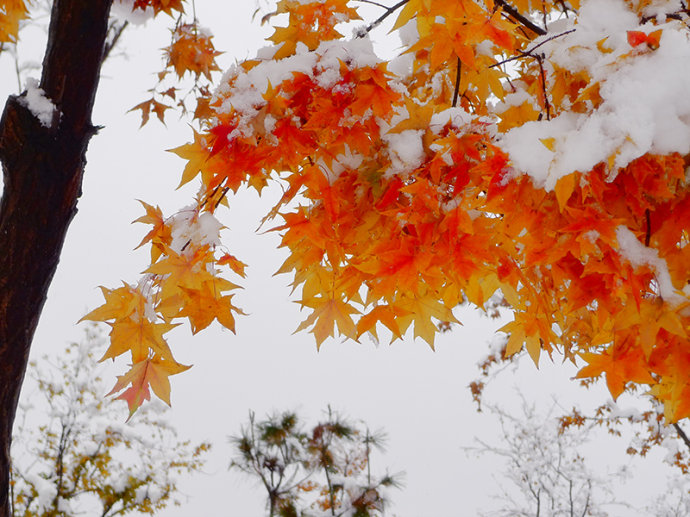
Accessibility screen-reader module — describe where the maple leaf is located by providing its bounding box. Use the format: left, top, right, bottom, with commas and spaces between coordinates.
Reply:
129, 98, 170, 127
356, 305, 408, 342
0, 0, 29, 43
81, 284, 147, 323
627, 29, 662, 50
108, 357, 191, 417
554, 173, 577, 212
217, 253, 248, 278
134, 200, 171, 261
102, 319, 177, 363
145, 247, 219, 300
296, 295, 360, 348
577, 344, 655, 400
165, 24, 221, 81
396, 293, 458, 349
178, 284, 243, 334
169, 130, 212, 188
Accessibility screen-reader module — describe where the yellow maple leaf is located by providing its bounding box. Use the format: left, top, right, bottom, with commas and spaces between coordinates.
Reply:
108, 356, 191, 417
145, 247, 219, 300
554, 173, 576, 212
296, 296, 360, 348
396, 293, 458, 349
168, 130, 211, 188
133, 200, 171, 262
0, 0, 30, 43
356, 304, 409, 342
103, 319, 177, 363
178, 284, 243, 333
81, 284, 146, 323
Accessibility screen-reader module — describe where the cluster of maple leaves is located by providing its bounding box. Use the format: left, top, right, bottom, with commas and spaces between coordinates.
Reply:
4, 0, 690, 421
93, 0, 690, 420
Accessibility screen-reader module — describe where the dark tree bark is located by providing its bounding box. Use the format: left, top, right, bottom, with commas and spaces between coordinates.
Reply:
0, 0, 113, 514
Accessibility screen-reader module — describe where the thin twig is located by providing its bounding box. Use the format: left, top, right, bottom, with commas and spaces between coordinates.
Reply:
102, 21, 129, 63
358, 0, 410, 36
353, 0, 390, 8
495, 0, 547, 36
673, 422, 690, 452
452, 57, 461, 108
490, 29, 575, 68
213, 186, 230, 210
536, 53, 551, 120
13, 45, 22, 92
557, 0, 572, 18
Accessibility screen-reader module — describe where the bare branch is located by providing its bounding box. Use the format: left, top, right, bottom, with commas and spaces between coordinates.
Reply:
103, 21, 129, 63
353, 0, 390, 8
495, 0, 547, 36
673, 422, 690, 452
491, 29, 576, 69
357, 0, 410, 36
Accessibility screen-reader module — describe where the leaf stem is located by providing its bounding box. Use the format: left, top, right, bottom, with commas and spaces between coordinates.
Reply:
358, 0, 410, 36
452, 58, 461, 108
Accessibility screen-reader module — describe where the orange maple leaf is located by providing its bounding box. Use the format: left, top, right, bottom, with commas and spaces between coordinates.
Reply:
577, 344, 655, 399
108, 356, 191, 417
102, 319, 177, 363
165, 24, 221, 81
178, 284, 242, 334
296, 296, 360, 348
128, 98, 170, 127
81, 284, 147, 323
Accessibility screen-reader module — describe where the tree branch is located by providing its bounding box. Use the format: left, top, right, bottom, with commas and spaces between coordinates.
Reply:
353, 0, 390, 8
357, 0, 410, 36
495, 0, 547, 36
490, 29, 575, 69
0, 1, 113, 514
536, 53, 551, 120
673, 422, 690, 452
103, 20, 129, 63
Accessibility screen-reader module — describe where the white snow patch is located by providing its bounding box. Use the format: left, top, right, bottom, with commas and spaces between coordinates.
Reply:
382, 129, 425, 176
19, 78, 58, 128
25, 472, 57, 510
429, 107, 472, 134
499, 0, 690, 190
169, 208, 223, 255
214, 37, 382, 139
615, 226, 684, 305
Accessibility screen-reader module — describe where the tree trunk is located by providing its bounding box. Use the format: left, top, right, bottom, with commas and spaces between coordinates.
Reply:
0, 0, 112, 514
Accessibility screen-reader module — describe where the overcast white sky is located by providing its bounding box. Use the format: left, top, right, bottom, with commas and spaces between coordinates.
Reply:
0, 1, 683, 515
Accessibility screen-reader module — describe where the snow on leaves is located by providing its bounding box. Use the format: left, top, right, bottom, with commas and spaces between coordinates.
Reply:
83, 204, 244, 416
66, 0, 690, 419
